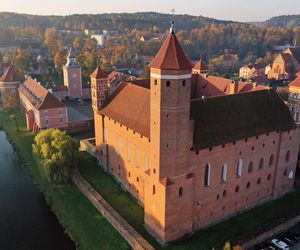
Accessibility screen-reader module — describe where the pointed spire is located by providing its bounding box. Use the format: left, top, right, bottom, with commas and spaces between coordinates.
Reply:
90, 66, 107, 79
149, 28, 192, 70
0, 65, 20, 82
68, 47, 75, 58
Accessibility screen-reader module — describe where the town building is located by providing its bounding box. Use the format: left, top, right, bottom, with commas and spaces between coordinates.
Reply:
288, 76, 300, 125
0, 65, 21, 108
20, 41, 42, 55
91, 23, 300, 243
62, 49, 83, 99
19, 77, 68, 132
239, 63, 265, 79
268, 47, 300, 80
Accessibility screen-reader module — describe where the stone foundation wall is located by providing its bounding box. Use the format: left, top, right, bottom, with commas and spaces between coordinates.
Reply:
71, 170, 154, 250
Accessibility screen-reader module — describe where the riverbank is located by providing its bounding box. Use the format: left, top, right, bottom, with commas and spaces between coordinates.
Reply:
0, 110, 130, 250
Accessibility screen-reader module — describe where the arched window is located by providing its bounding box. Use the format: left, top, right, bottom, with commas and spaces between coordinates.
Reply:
288, 171, 294, 179
223, 190, 227, 197
166, 81, 171, 87
179, 187, 183, 197
246, 181, 251, 188
257, 178, 261, 185
269, 155, 274, 167
237, 159, 243, 177
204, 163, 211, 187
182, 80, 186, 86
267, 174, 271, 180
235, 185, 240, 193
248, 161, 253, 173
152, 185, 156, 195
285, 151, 290, 162
259, 158, 264, 170
221, 164, 228, 182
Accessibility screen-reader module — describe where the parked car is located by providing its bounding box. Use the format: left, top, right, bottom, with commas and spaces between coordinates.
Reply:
271, 239, 289, 250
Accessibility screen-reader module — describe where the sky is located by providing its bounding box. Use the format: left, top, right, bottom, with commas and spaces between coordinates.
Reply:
0, 0, 300, 22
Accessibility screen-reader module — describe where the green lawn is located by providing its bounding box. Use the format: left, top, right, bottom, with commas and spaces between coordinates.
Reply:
0, 110, 130, 250
78, 150, 300, 250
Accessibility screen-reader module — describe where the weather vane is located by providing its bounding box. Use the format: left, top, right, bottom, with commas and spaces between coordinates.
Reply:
170, 8, 175, 33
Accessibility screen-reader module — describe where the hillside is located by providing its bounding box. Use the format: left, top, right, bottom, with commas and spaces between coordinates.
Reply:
263, 14, 300, 28
0, 12, 236, 32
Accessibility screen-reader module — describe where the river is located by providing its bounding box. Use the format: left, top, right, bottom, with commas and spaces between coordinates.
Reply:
0, 131, 75, 250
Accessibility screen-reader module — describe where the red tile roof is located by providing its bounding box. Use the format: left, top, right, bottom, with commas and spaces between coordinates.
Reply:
193, 60, 208, 71
0, 65, 20, 82
289, 77, 300, 88
149, 31, 193, 70
90, 66, 107, 79
100, 82, 150, 137
19, 78, 65, 110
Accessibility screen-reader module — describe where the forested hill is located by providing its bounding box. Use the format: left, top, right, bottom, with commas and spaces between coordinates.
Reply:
263, 14, 300, 28
0, 12, 235, 31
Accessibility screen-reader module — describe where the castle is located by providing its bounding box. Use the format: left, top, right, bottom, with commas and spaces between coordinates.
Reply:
92, 24, 300, 243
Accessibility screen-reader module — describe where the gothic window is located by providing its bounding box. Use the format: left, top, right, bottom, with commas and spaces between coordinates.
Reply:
258, 158, 264, 170
246, 181, 251, 188
269, 155, 274, 166
204, 163, 211, 187
257, 178, 261, 184
237, 159, 243, 177
285, 150, 290, 162
221, 164, 228, 182
127, 142, 131, 162
248, 161, 253, 173
135, 146, 140, 168
179, 187, 183, 197
223, 190, 227, 197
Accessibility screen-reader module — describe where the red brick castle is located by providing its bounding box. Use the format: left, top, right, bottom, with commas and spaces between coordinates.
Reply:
91, 23, 300, 243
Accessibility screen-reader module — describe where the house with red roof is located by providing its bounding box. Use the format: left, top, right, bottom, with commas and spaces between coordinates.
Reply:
19, 77, 68, 132
90, 22, 300, 243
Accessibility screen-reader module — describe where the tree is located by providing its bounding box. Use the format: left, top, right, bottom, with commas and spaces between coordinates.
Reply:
33, 129, 79, 183
4, 93, 19, 131
223, 241, 232, 250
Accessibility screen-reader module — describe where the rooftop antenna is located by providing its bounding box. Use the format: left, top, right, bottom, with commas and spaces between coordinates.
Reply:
170, 8, 175, 34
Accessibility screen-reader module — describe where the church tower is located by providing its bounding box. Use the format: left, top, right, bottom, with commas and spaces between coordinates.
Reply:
144, 22, 195, 242
0, 65, 20, 108
63, 48, 82, 99
90, 66, 108, 111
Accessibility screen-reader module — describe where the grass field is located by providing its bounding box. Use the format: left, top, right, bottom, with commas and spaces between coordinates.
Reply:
0, 110, 130, 250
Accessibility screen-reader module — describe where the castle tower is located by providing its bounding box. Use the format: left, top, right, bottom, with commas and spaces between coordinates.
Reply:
288, 76, 300, 125
192, 59, 209, 75
63, 48, 82, 99
0, 65, 21, 108
144, 22, 195, 242
90, 66, 108, 111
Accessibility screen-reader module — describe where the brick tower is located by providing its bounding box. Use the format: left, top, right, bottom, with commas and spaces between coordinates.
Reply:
0, 65, 21, 108
63, 48, 82, 99
90, 66, 108, 111
144, 22, 194, 242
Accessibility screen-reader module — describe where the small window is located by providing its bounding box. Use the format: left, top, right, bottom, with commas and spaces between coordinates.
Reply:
152, 185, 156, 195
179, 187, 183, 197
45, 119, 49, 126
204, 163, 211, 187
221, 164, 228, 182
137, 177, 139, 182
258, 158, 264, 170
116, 136, 121, 154
246, 182, 251, 188
60, 117, 63, 124
288, 171, 294, 179
237, 159, 243, 177
257, 178, 261, 185
285, 151, 290, 162
269, 155, 274, 166
166, 81, 171, 87
182, 80, 186, 86
235, 185, 239, 193
248, 161, 253, 173
223, 190, 227, 197
154, 79, 157, 85
284, 169, 287, 176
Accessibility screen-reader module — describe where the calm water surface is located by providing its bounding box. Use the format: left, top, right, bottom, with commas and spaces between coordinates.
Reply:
0, 131, 75, 250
